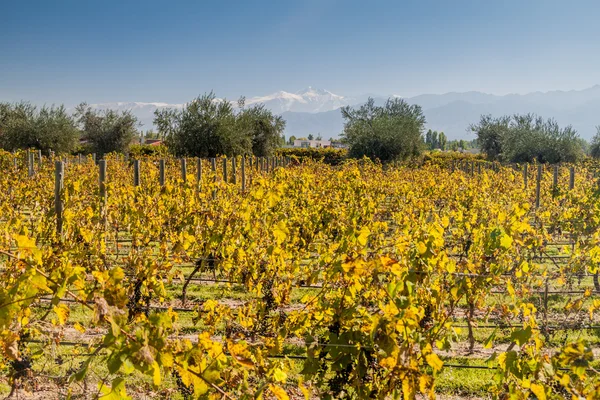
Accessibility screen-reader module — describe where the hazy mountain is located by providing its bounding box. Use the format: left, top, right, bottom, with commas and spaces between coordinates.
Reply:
89, 85, 600, 141
245, 87, 355, 113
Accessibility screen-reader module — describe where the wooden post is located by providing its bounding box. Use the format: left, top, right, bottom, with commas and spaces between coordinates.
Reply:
569, 166, 575, 190
211, 158, 217, 200
241, 156, 246, 191
477, 162, 481, 174
232, 157, 237, 185
78, 154, 83, 164
159, 159, 165, 187
55, 161, 64, 237
133, 160, 140, 186
92, 153, 97, 164
222, 158, 228, 182
523, 164, 528, 188
28, 151, 34, 177
553, 165, 558, 189
535, 164, 542, 208
180, 158, 187, 183
196, 158, 202, 191
99, 160, 107, 203
470, 161, 474, 176
37, 150, 42, 167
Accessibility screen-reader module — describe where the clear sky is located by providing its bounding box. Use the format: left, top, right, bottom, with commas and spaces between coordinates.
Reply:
1, 0, 600, 105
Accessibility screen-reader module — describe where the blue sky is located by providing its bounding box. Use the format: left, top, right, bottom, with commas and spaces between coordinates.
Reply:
1, 0, 600, 105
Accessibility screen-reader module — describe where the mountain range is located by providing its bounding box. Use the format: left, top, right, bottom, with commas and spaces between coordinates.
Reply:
90, 85, 600, 140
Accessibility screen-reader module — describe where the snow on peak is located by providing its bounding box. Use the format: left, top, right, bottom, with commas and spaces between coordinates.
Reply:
245, 87, 351, 113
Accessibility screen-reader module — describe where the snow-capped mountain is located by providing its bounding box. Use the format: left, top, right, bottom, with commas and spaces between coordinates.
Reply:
84, 85, 600, 140
87, 87, 355, 129
244, 87, 354, 113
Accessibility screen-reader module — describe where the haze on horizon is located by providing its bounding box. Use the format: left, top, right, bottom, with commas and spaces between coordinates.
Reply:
2, 0, 600, 106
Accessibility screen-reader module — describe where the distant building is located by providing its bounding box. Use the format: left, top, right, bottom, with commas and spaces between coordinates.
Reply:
293, 139, 331, 148
145, 139, 163, 146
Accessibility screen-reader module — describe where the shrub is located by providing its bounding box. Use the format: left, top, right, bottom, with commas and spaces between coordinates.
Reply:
277, 148, 347, 165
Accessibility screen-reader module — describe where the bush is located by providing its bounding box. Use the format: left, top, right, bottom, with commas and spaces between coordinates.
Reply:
277, 148, 347, 165
128, 144, 169, 157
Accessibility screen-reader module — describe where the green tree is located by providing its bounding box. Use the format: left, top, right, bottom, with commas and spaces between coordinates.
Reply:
470, 115, 509, 160
425, 129, 432, 149
308, 134, 314, 140
470, 113, 584, 163
237, 101, 286, 157
0, 102, 79, 154
590, 127, 600, 159
438, 132, 447, 150
341, 97, 426, 162
288, 135, 297, 145
75, 103, 139, 156
154, 93, 241, 157
154, 93, 285, 157
431, 131, 439, 149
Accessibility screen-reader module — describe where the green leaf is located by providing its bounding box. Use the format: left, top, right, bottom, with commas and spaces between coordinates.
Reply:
99, 377, 131, 400
510, 326, 532, 346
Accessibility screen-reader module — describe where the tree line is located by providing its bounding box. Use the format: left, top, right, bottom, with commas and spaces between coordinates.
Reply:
1, 93, 599, 163
0, 93, 286, 158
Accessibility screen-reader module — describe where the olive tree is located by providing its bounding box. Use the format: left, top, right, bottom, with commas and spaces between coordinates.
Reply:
0, 102, 79, 154
341, 98, 426, 162
75, 103, 139, 156
471, 114, 584, 163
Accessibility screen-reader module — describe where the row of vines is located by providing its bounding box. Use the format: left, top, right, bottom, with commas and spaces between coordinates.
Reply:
1, 150, 600, 399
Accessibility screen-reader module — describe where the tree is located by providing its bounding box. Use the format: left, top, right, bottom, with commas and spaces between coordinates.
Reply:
288, 135, 297, 145
75, 103, 139, 156
308, 134, 314, 140
431, 131, 439, 149
341, 97, 426, 162
438, 132, 447, 150
470, 113, 584, 163
0, 102, 79, 154
154, 93, 285, 157
590, 127, 600, 159
425, 130, 433, 149
470, 115, 509, 160
238, 102, 286, 157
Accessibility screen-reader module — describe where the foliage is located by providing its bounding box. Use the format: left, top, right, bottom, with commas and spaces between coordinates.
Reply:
0, 102, 79, 154
589, 126, 600, 159
154, 93, 285, 158
128, 143, 169, 157
471, 114, 585, 163
238, 100, 286, 157
75, 103, 139, 156
2, 152, 600, 398
276, 147, 347, 165
425, 130, 447, 150
341, 97, 426, 162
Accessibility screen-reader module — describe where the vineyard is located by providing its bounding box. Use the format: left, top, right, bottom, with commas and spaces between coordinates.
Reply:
2, 150, 600, 399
